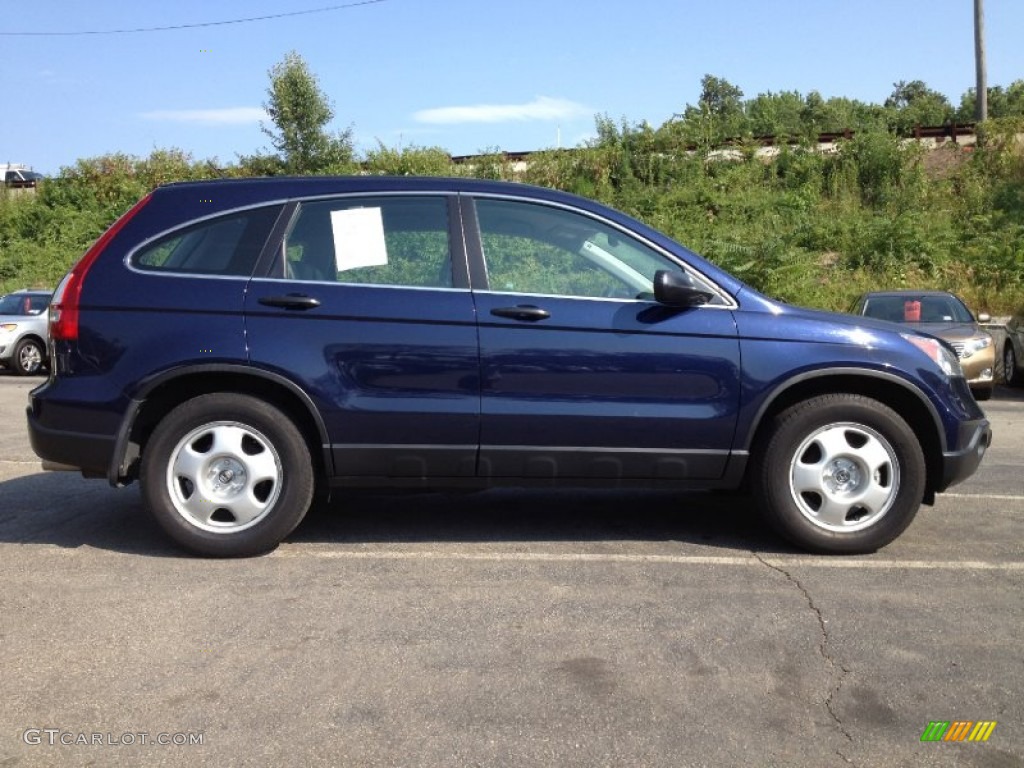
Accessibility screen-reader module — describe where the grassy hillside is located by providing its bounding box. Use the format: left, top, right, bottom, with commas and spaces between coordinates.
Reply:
2, 121, 1023, 315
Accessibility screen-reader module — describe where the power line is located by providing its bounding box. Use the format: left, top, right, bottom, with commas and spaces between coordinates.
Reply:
0, 0, 388, 36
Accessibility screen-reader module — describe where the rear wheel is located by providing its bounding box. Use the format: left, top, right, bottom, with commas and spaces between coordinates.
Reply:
754, 394, 925, 554
12, 338, 44, 376
140, 394, 314, 557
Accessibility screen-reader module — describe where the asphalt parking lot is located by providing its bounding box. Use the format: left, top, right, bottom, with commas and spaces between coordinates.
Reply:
1, 373, 1022, 767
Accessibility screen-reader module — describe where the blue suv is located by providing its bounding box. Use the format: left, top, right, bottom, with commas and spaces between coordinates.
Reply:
27, 177, 991, 556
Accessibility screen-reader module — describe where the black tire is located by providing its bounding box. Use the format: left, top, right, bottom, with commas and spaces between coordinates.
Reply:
140, 394, 314, 557
1005, 344, 1021, 388
12, 338, 45, 376
754, 394, 925, 554
972, 386, 993, 402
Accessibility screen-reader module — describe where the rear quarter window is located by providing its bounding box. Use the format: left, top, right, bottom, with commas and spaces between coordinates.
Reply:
132, 205, 282, 276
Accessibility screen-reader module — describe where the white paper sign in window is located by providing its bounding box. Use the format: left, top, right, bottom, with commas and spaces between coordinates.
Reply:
330, 207, 388, 272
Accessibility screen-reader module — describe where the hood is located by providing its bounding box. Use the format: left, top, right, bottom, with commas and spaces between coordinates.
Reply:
739, 291, 921, 335
913, 322, 987, 341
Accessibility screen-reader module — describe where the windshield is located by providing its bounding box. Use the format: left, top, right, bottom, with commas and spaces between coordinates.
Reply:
0, 293, 48, 315
861, 295, 974, 324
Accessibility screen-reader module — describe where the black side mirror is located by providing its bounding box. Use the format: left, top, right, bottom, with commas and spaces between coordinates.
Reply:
653, 270, 714, 308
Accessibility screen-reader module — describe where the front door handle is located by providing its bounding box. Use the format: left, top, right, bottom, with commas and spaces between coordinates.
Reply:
490, 305, 551, 322
258, 294, 321, 310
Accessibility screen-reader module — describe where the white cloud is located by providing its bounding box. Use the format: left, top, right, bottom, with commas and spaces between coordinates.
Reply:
37, 68, 78, 85
140, 107, 267, 125
414, 97, 589, 125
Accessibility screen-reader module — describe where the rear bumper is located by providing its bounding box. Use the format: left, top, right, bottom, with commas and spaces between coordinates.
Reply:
939, 419, 992, 491
26, 404, 115, 477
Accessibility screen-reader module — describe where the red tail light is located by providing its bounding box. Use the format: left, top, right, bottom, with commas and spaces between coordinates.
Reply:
50, 193, 152, 341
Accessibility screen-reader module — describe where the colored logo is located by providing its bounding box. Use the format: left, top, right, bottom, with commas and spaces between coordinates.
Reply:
921, 721, 997, 742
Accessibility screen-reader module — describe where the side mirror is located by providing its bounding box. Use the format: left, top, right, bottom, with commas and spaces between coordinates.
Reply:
977, 312, 991, 323
653, 270, 714, 308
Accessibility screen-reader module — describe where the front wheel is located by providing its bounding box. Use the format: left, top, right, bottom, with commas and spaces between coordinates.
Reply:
1005, 344, 1022, 388
12, 338, 45, 375
754, 394, 925, 554
140, 394, 314, 557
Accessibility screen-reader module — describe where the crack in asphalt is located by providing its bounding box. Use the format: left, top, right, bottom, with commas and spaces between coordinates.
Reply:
753, 552, 855, 763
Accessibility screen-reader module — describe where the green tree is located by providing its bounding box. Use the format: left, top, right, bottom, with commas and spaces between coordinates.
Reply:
363, 143, 454, 176
260, 51, 354, 174
675, 75, 748, 147
884, 80, 953, 132
697, 76, 745, 120
957, 80, 1024, 121
801, 92, 886, 134
746, 90, 807, 137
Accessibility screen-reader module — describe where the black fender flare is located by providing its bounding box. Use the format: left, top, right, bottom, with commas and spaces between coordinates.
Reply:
108, 363, 331, 486
737, 366, 947, 453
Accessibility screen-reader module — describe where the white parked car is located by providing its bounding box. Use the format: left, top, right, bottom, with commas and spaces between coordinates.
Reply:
0, 289, 51, 375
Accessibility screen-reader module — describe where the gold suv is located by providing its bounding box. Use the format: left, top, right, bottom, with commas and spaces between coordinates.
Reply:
851, 290, 994, 400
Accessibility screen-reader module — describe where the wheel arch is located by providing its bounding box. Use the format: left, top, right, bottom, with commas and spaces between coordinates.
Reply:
15, 333, 47, 347
109, 364, 331, 486
742, 369, 946, 503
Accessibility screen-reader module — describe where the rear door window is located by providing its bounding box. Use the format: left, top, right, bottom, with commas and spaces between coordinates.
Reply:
28, 295, 50, 313
280, 197, 452, 288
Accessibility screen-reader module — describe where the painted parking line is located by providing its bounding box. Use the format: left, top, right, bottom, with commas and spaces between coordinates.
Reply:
939, 492, 1024, 502
271, 548, 1024, 571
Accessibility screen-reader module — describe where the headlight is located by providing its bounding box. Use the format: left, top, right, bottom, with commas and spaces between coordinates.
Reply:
964, 336, 992, 355
0, 323, 18, 332
902, 333, 963, 377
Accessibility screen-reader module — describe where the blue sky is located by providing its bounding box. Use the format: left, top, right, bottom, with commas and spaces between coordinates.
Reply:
4, 0, 1023, 175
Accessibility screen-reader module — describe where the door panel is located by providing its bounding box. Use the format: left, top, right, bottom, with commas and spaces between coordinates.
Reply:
475, 296, 740, 478
245, 195, 480, 478
468, 197, 741, 480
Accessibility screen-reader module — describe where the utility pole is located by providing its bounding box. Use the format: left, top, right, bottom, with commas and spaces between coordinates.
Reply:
974, 0, 987, 121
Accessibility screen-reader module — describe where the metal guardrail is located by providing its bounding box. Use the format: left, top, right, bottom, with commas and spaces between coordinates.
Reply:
450, 124, 980, 165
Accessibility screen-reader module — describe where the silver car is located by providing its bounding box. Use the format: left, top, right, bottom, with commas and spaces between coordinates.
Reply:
0, 289, 51, 375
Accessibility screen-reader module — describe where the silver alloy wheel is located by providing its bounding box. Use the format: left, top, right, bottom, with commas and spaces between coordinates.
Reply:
18, 342, 42, 374
165, 420, 283, 533
788, 422, 900, 533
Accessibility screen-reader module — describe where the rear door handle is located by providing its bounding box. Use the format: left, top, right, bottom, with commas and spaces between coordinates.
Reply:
258, 294, 321, 310
490, 305, 551, 322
